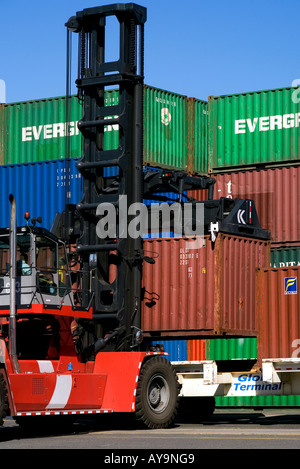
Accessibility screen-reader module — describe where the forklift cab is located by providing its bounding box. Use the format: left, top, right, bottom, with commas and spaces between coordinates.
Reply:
0, 226, 73, 309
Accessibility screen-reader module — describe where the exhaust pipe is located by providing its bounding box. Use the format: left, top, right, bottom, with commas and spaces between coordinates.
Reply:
9, 194, 20, 373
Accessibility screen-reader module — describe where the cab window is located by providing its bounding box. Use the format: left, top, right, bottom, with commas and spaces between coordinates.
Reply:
0, 234, 31, 276
36, 236, 57, 272
36, 236, 57, 295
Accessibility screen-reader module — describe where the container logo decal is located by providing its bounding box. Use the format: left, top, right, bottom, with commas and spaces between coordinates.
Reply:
284, 277, 297, 295
229, 374, 282, 396
161, 108, 172, 126
235, 112, 300, 134
22, 121, 80, 142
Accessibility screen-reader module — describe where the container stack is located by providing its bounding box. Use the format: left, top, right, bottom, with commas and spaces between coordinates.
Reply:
0, 85, 209, 229
1, 84, 299, 407
145, 86, 300, 366
207, 87, 300, 357
201, 86, 300, 407
207, 86, 300, 253
0, 89, 170, 225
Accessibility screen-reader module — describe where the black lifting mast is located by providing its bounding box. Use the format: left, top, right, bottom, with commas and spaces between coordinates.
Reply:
65, 4, 147, 351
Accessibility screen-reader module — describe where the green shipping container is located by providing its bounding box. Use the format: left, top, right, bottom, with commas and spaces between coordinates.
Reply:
188, 98, 208, 174
215, 395, 300, 408
143, 85, 208, 173
0, 104, 4, 164
270, 246, 300, 267
103, 89, 120, 151
208, 86, 300, 171
2, 86, 209, 173
3, 95, 83, 163
206, 338, 257, 360
143, 85, 189, 171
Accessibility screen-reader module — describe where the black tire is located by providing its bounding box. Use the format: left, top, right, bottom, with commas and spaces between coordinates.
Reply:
0, 372, 9, 427
135, 356, 180, 429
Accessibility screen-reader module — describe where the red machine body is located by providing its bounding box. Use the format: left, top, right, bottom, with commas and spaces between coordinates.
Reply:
0, 333, 159, 417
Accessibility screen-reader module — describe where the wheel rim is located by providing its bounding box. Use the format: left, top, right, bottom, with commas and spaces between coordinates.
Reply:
147, 373, 170, 414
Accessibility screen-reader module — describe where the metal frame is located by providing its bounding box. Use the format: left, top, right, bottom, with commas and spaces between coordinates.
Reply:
66, 4, 147, 350
173, 359, 300, 398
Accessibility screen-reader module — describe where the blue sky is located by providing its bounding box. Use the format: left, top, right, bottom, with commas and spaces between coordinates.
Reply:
1, 0, 299, 103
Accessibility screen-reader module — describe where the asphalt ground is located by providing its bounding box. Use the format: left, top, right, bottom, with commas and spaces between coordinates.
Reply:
1, 408, 300, 451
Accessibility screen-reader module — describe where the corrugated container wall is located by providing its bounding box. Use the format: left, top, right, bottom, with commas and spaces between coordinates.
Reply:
0, 159, 82, 230
188, 98, 208, 174
206, 338, 257, 360
208, 87, 300, 171
144, 339, 188, 362
2, 87, 209, 174
188, 166, 300, 245
3, 96, 83, 164
0, 159, 188, 234
271, 246, 300, 267
142, 235, 270, 337
143, 86, 189, 171
215, 395, 300, 408
104, 89, 120, 151
0, 104, 4, 164
187, 339, 206, 361
256, 267, 300, 365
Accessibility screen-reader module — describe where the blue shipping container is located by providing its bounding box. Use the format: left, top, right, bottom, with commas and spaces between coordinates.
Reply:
0, 159, 82, 231
145, 339, 188, 361
0, 159, 188, 236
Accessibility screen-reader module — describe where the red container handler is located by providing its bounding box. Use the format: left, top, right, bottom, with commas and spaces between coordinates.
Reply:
142, 234, 270, 337
256, 267, 300, 366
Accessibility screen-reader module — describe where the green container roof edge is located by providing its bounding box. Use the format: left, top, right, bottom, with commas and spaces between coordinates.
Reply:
3, 94, 81, 107
4, 82, 296, 106
4, 84, 208, 107
209, 84, 299, 100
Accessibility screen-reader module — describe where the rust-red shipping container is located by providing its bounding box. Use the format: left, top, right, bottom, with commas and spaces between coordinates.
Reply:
142, 235, 270, 337
188, 166, 300, 245
257, 267, 300, 365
